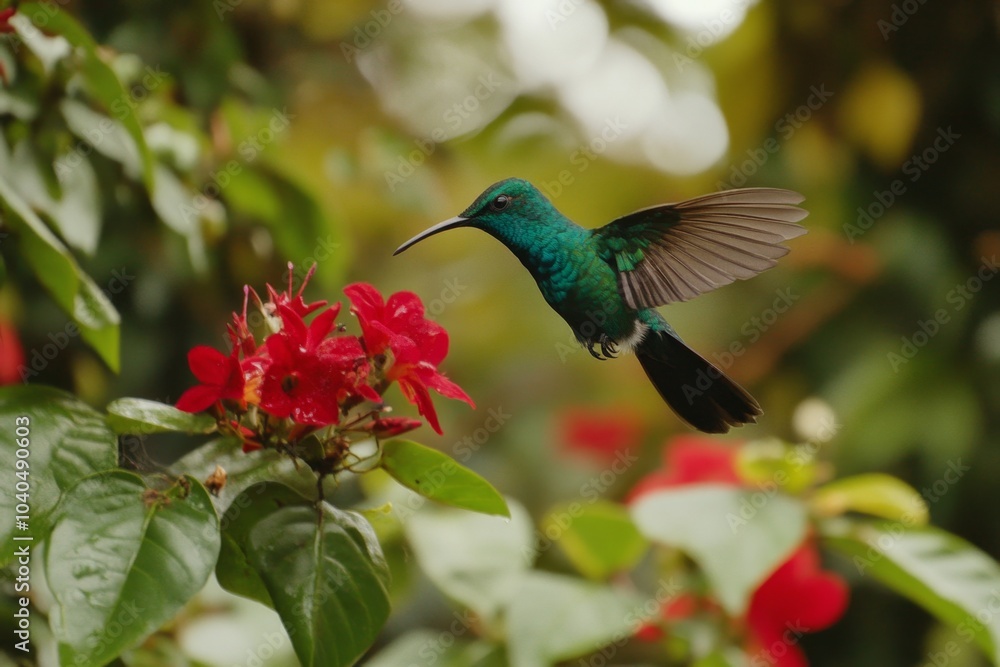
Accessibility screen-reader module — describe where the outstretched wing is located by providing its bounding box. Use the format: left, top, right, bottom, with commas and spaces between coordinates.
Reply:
598, 188, 808, 310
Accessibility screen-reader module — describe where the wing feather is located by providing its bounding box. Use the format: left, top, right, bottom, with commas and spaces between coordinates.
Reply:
603, 187, 808, 309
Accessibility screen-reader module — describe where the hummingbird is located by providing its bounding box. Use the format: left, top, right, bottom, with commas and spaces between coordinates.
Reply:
394, 179, 807, 433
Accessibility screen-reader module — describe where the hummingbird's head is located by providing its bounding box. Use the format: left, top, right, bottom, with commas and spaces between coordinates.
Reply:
393, 178, 556, 255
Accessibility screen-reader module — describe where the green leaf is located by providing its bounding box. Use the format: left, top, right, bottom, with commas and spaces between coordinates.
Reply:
0, 385, 118, 566
46, 472, 220, 667
60, 100, 142, 177
543, 499, 648, 580
216, 482, 311, 608
735, 438, 819, 495
366, 631, 505, 667
169, 437, 318, 515
150, 163, 208, 272
630, 484, 808, 615
825, 521, 1000, 664
506, 572, 644, 667
4, 138, 102, 256
405, 499, 534, 628
813, 473, 929, 525
22, 2, 155, 188
381, 439, 509, 517
0, 174, 120, 370
106, 397, 217, 435
218, 482, 391, 667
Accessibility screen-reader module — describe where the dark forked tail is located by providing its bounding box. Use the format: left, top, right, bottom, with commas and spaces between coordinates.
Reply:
636, 329, 762, 433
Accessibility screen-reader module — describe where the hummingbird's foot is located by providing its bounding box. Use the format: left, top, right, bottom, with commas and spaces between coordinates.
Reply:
585, 335, 619, 360
599, 335, 619, 359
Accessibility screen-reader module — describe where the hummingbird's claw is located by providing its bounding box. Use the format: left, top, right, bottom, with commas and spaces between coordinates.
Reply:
599, 334, 619, 359
585, 334, 618, 360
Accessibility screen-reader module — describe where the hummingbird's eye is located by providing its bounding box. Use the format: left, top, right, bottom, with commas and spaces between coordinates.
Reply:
490, 194, 511, 211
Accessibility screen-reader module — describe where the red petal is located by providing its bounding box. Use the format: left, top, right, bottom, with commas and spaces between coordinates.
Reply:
420, 365, 475, 407
398, 377, 443, 434
176, 385, 220, 413
187, 346, 230, 384
306, 304, 341, 348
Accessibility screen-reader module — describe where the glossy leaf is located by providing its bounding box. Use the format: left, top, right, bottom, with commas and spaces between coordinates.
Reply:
46, 472, 220, 666
631, 484, 808, 615
506, 572, 643, 667
405, 499, 533, 628
0, 174, 120, 370
812, 473, 929, 525
170, 437, 318, 514
825, 521, 1000, 664
381, 439, 509, 517
218, 482, 391, 666
106, 397, 217, 435
0, 385, 118, 566
216, 482, 312, 608
543, 499, 648, 580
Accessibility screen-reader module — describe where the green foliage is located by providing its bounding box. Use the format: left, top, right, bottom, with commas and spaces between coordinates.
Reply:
218, 482, 391, 667
0, 385, 118, 565
826, 521, 1000, 663
380, 439, 509, 517
105, 397, 217, 434
543, 499, 648, 580
46, 472, 219, 666
813, 473, 929, 525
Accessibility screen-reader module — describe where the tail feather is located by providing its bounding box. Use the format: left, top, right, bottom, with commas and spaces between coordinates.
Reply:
636, 330, 761, 433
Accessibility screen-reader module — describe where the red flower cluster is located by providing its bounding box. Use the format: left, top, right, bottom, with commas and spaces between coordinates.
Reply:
631, 436, 848, 667
176, 267, 474, 459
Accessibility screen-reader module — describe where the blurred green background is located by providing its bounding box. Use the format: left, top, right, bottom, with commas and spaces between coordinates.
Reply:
3, 0, 999, 664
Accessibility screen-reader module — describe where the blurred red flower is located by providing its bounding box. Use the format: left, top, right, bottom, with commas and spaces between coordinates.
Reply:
0, 320, 25, 385
629, 435, 848, 666
345, 283, 473, 434
0, 7, 15, 34
627, 435, 740, 501
746, 542, 849, 667
557, 407, 643, 466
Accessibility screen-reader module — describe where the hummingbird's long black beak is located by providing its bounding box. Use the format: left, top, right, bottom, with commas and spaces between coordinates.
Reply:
393, 216, 471, 255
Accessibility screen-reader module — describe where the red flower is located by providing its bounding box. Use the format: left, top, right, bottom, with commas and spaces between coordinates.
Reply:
257, 303, 378, 426
746, 543, 849, 667
0, 320, 25, 385
366, 416, 424, 438
227, 286, 257, 358
345, 283, 474, 434
557, 407, 643, 466
0, 7, 16, 34
176, 345, 245, 413
627, 435, 741, 502
266, 263, 327, 319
